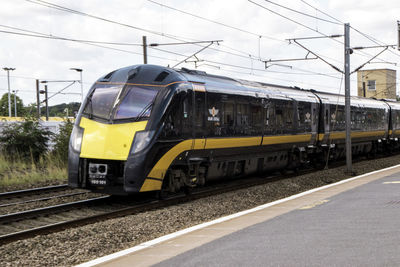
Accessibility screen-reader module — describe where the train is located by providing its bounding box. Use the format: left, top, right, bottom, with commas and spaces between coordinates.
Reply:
68, 64, 400, 195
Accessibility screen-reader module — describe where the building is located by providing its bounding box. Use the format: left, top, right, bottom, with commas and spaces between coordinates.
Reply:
357, 69, 397, 100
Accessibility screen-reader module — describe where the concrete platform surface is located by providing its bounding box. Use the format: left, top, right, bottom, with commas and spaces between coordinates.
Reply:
78, 164, 400, 267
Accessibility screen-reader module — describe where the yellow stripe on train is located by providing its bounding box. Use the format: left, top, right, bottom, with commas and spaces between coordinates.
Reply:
141, 134, 311, 192
329, 130, 386, 140
140, 130, 388, 192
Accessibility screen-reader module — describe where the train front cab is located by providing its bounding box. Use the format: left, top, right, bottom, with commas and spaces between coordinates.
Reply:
68, 65, 190, 195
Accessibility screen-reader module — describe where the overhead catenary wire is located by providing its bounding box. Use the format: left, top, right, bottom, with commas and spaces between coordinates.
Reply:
0, 24, 259, 62
43, 82, 77, 102
262, 0, 342, 25
248, 0, 337, 37
147, 0, 286, 42
211, 67, 344, 91
0, 23, 347, 82
151, 46, 345, 80
299, 0, 343, 24
24, 0, 343, 67
0, 88, 81, 94
0, 26, 142, 46
250, 0, 397, 65
350, 26, 400, 60
0, 25, 180, 62
149, 0, 347, 66
25, 0, 365, 70
299, 0, 400, 60
24, 0, 268, 61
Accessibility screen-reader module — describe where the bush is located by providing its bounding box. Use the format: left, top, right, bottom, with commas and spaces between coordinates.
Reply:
51, 119, 74, 164
0, 118, 53, 161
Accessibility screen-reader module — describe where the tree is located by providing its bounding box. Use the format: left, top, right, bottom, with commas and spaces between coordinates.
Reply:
51, 119, 74, 164
0, 117, 53, 161
0, 93, 25, 117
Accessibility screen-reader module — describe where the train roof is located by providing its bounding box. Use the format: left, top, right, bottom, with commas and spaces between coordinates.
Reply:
177, 67, 319, 103
100, 64, 396, 109
176, 67, 389, 108
382, 99, 400, 111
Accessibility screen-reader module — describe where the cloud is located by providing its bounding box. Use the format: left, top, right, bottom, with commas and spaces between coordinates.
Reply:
0, 0, 399, 106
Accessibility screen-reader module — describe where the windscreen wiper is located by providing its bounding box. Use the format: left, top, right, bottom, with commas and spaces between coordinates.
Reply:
135, 101, 154, 122
82, 91, 94, 119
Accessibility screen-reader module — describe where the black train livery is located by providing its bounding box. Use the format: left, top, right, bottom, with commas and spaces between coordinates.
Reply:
68, 64, 400, 195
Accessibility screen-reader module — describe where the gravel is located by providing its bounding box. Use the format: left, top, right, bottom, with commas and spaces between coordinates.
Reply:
1, 155, 400, 266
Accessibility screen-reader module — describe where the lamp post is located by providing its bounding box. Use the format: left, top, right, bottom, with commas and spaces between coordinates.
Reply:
70, 68, 83, 102
3, 67, 15, 117
12, 90, 18, 117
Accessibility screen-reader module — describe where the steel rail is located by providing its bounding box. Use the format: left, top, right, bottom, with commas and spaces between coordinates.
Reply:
0, 191, 87, 208
0, 184, 69, 201
0, 173, 290, 245
0, 196, 110, 225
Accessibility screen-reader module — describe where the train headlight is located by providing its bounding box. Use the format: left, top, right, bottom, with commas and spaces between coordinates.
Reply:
131, 130, 155, 154
70, 126, 84, 153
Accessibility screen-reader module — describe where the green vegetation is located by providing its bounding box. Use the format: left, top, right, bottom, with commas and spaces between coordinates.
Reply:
0, 118, 73, 190
51, 119, 74, 164
0, 93, 25, 117
0, 154, 66, 189
47, 102, 81, 117
0, 93, 81, 117
0, 118, 53, 161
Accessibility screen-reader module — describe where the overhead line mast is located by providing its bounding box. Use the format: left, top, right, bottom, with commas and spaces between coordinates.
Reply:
344, 23, 352, 174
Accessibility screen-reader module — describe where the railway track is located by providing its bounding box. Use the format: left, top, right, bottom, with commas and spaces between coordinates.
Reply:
0, 184, 87, 209
0, 171, 290, 245
0, 154, 390, 245
0, 196, 113, 244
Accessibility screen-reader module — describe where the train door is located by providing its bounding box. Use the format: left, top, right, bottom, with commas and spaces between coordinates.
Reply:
310, 102, 318, 144
192, 84, 207, 149
323, 104, 330, 143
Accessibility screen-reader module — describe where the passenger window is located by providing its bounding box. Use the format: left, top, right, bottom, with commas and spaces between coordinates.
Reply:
236, 103, 250, 135
276, 106, 284, 133
221, 101, 235, 136
250, 104, 263, 135
275, 100, 293, 134
283, 102, 293, 126
325, 108, 329, 128
265, 102, 275, 135
297, 101, 312, 132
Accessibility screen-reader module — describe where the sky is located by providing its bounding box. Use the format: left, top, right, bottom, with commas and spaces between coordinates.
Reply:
1, 0, 399, 109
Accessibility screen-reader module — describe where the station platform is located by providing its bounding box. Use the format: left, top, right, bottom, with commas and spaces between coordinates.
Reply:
78, 164, 400, 267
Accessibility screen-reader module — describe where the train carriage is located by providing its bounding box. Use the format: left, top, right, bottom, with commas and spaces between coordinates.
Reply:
314, 92, 389, 159
68, 64, 394, 195
383, 99, 400, 150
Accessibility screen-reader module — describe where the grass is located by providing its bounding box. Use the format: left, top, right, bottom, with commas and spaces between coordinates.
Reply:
0, 153, 67, 190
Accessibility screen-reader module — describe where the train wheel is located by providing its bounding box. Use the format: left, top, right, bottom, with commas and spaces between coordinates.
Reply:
156, 188, 169, 200
184, 186, 193, 195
